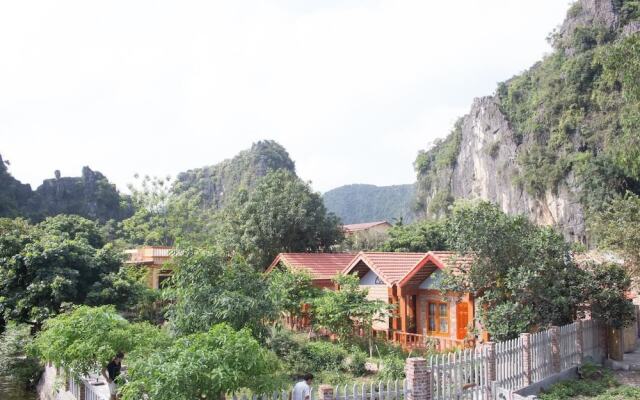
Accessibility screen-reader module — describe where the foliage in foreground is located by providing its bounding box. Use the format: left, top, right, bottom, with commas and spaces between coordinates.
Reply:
0, 323, 42, 389
166, 247, 277, 338
121, 324, 286, 400
30, 305, 170, 377
0, 215, 148, 331
539, 363, 640, 400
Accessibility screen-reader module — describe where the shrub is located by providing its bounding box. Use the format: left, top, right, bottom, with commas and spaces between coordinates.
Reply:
343, 347, 368, 376
267, 327, 300, 359
302, 341, 348, 372
379, 355, 405, 380
0, 324, 42, 389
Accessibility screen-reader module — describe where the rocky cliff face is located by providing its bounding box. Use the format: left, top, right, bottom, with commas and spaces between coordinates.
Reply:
0, 155, 130, 222
448, 98, 585, 240
414, 0, 640, 243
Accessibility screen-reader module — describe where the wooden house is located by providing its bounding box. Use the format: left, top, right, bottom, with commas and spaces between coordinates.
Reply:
343, 251, 479, 350
266, 252, 357, 289
124, 246, 173, 289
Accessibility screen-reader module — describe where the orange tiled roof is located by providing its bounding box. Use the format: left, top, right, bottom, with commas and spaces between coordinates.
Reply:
266, 253, 357, 280
343, 252, 430, 286
343, 221, 391, 233
427, 251, 475, 271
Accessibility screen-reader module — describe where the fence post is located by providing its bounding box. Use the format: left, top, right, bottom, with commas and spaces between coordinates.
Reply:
600, 321, 608, 360
486, 342, 496, 383
318, 384, 334, 400
405, 357, 431, 400
576, 320, 584, 364
550, 326, 561, 374
521, 333, 532, 386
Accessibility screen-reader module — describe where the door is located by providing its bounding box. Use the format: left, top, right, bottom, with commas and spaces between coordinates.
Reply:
456, 302, 469, 340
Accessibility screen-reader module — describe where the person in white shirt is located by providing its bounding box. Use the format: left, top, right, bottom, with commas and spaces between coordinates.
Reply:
291, 373, 313, 400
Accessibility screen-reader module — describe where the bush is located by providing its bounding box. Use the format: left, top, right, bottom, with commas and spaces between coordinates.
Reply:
343, 347, 368, 376
537, 363, 640, 400
379, 355, 405, 380
0, 324, 42, 389
267, 327, 300, 359
302, 341, 348, 372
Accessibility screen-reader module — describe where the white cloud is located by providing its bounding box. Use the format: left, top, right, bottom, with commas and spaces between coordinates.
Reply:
0, 0, 570, 192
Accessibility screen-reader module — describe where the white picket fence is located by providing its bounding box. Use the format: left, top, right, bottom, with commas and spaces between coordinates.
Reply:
429, 347, 489, 400
495, 336, 524, 390
530, 329, 553, 383
302, 319, 604, 400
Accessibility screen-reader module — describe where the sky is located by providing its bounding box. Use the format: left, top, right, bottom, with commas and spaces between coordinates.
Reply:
0, 1, 570, 193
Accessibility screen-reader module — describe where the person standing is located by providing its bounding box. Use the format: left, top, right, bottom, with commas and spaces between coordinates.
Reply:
101, 352, 124, 400
291, 373, 313, 400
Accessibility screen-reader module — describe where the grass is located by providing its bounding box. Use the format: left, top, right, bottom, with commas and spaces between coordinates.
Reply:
538, 363, 640, 400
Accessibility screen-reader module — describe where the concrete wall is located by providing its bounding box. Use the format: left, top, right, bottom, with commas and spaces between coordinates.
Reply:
362, 285, 389, 330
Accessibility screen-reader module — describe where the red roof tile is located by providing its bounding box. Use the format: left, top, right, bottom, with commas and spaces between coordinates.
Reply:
343, 221, 392, 233
266, 253, 357, 280
343, 252, 430, 286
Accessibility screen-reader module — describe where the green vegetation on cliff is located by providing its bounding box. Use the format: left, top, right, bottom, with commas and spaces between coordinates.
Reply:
323, 183, 415, 224
172, 140, 296, 210
414, 0, 640, 244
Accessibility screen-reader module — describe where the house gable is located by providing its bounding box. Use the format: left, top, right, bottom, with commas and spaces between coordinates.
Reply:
360, 269, 385, 285
419, 269, 443, 289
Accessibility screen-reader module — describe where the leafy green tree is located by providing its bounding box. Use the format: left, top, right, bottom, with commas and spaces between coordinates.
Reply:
217, 170, 344, 270
166, 247, 277, 338
267, 268, 319, 327
120, 324, 286, 400
120, 175, 212, 246
379, 219, 449, 252
313, 274, 392, 356
0, 215, 142, 330
441, 200, 632, 340
0, 323, 42, 389
30, 305, 170, 377
580, 263, 636, 329
590, 192, 640, 275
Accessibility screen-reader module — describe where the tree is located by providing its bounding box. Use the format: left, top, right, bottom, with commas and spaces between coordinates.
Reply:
441, 200, 632, 340
0, 323, 42, 389
166, 247, 277, 338
313, 274, 392, 356
590, 192, 640, 275
120, 323, 285, 400
120, 175, 212, 246
267, 268, 319, 327
378, 219, 449, 252
30, 305, 170, 377
217, 170, 344, 270
0, 215, 145, 330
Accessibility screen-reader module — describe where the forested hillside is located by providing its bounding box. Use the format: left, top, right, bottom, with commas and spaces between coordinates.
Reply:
0, 154, 131, 222
414, 0, 640, 243
323, 184, 415, 224
172, 140, 296, 209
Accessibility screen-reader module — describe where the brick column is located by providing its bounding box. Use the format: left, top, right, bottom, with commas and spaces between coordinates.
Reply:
575, 320, 584, 364
318, 385, 334, 400
600, 322, 608, 359
405, 357, 431, 400
521, 333, 532, 385
550, 326, 561, 373
485, 342, 496, 383
79, 381, 86, 400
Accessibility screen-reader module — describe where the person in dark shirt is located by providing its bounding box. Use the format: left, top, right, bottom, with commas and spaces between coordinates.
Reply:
101, 351, 124, 400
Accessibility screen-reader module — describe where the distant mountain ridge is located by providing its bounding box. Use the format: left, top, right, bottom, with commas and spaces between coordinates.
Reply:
172, 140, 297, 209
323, 183, 415, 224
0, 154, 131, 222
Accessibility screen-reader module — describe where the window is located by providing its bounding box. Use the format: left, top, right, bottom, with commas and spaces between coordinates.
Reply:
427, 302, 449, 335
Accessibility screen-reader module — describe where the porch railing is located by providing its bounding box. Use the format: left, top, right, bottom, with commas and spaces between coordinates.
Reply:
393, 331, 466, 351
